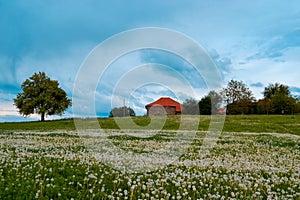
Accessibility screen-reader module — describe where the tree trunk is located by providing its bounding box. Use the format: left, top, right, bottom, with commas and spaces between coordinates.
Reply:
41, 112, 45, 122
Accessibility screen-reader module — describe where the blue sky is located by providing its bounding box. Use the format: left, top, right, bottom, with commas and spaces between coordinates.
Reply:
0, 0, 300, 121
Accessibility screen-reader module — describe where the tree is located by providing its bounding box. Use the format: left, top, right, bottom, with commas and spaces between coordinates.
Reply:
13, 72, 71, 121
264, 83, 290, 99
198, 96, 211, 115
221, 80, 255, 114
257, 99, 271, 114
182, 98, 199, 115
296, 101, 300, 114
222, 80, 255, 105
263, 83, 296, 114
269, 93, 296, 114
198, 90, 222, 115
208, 90, 222, 114
109, 106, 136, 117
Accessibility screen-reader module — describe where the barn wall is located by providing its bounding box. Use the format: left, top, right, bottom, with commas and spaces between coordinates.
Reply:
147, 106, 176, 116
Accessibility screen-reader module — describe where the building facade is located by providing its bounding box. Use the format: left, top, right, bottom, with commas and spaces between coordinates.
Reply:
145, 97, 182, 116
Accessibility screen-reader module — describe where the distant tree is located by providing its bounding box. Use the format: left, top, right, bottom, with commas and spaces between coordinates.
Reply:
264, 83, 290, 99
208, 90, 223, 114
182, 98, 199, 115
257, 99, 271, 114
222, 80, 255, 105
269, 93, 296, 114
198, 96, 211, 115
221, 80, 255, 114
227, 100, 257, 115
109, 106, 136, 117
13, 72, 71, 121
198, 90, 222, 115
296, 102, 300, 114
295, 97, 300, 114
263, 83, 297, 114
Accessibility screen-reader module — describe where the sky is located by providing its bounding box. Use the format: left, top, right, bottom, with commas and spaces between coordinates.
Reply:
0, 0, 300, 121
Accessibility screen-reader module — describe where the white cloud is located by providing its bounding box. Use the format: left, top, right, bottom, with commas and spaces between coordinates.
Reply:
0, 101, 40, 122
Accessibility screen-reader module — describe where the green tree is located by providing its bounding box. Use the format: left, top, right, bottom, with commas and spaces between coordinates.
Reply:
296, 101, 300, 114
13, 72, 71, 121
221, 80, 255, 114
264, 83, 290, 99
109, 106, 136, 117
198, 90, 222, 115
182, 98, 199, 115
295, 96, 300, 114
270, 93, 296, 114
263, 83, 296, 114
198, 96, 211, 115
257, 99, 271, 114
208, 90, 222, 114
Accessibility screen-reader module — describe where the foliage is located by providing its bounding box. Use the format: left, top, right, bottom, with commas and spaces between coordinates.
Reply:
198, 96, 211, 115
109, 106, 136, 117
263, 83, 290, 99
226, 101, 257, 115
257, 99, 272, 114
182, 98, 199, 115
199, 91, 223, 115
13, 72, 71, 121
208, 90, 222, 112
270, 93, 296, 114
261, 83, 297, 114
296, 102, 300, 113
222, 80, 255, 105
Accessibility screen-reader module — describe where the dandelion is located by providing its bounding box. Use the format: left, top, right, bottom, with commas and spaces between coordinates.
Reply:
88, 174, 97, 179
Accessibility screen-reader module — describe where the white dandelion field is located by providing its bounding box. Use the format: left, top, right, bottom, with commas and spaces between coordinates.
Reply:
0, 127, 299, 199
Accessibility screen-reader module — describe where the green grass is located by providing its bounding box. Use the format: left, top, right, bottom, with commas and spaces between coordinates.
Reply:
0, 115, 300, 134
222, 115, 300, 134
0, 118, 75, 131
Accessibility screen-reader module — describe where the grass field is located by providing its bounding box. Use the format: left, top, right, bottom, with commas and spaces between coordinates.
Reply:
0, 115, 300, 135
0, 115, 299, 199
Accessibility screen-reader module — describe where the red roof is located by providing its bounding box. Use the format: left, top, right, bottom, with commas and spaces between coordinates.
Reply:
217, 108, 226, 115
145, 97, 182, 112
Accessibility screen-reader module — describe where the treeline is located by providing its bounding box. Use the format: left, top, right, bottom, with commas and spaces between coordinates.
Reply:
182, 80, 300, 115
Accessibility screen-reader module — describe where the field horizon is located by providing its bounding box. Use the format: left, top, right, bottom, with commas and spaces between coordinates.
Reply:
0, 114, 299, 135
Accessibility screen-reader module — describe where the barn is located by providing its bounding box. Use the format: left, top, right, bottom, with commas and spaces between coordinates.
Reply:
145, 97, 182, 116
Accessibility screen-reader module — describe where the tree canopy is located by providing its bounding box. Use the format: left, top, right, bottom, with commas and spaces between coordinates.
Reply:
221, 80, 255, 114
222, 80, 255, 105
198, 96, 211, 115
13, 72, 71, 121
198, 90, 222, 115
261, 83, 296, 114
109, 106, 136, 117
182, 98, 199, 115
264, 83, 290, 99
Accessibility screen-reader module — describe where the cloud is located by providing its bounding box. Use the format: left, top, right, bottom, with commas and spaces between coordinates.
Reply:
0, 1, 185, 60
247, 29, 300, 61
290, 86, 300, 97
208, 49, 232, 78
0, 101, 40, 122
139, 49, 228, 89
250, 82, 264, 88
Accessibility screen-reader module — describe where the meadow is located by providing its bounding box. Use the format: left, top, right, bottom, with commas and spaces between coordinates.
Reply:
1, 114, 300, 134
0, 115, 299, 199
